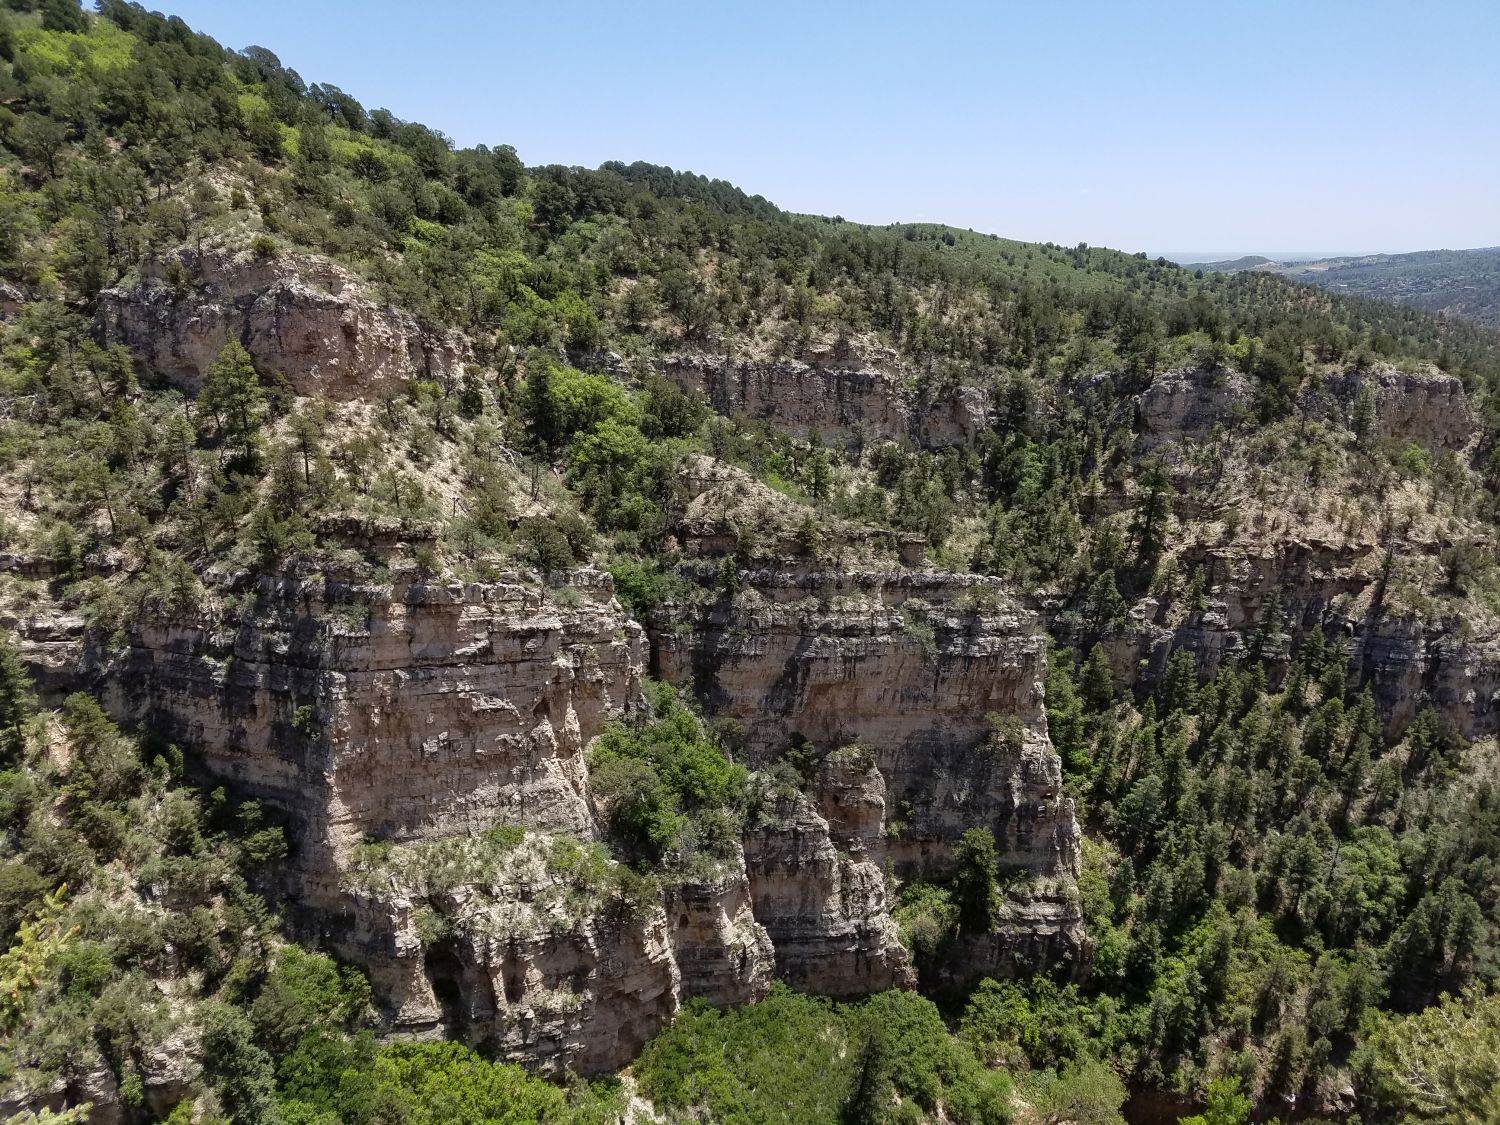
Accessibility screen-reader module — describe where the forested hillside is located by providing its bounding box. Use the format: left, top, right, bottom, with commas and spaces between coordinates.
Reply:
1, 2, 1500, 1123
1198, 247, 1500, 330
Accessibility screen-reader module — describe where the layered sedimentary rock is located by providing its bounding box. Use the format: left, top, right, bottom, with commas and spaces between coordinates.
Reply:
1135, 366, 1253, 449
652, 566, 1087, 983
1077, 533, 1500, 739
97, 246, 473, 400
656, 348, 985, 450
927, 885, 1089, 994
80, 564, 777, 1075
1323, 367, 1475, 450
663, 864, 777, 1007
91, 568, 642, 874
654, 567, 1081, 882
743, 782, 914, 996
344, 835, 683, 1075
1101, 358, 1500, 738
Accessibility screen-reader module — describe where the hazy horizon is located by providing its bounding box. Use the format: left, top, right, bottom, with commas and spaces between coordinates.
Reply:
156, 0, 1499, 256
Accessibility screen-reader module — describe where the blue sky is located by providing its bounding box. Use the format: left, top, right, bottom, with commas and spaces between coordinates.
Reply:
159, 0, 1497, 257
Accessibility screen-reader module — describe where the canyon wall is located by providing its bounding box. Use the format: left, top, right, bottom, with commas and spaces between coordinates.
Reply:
656, 348, 986, 450
97, 246, 473, 400
64, 554, 1076, 1073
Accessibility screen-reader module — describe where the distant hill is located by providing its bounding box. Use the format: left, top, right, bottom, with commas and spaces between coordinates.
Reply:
1191, 254, 1275, 271
1196, 246, 1500, 327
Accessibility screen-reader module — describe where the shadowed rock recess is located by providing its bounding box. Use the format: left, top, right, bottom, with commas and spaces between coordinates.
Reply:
77, 551, 1080, 1073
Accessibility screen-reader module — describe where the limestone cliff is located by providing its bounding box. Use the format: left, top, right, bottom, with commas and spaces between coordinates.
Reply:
88, 567, 642, 876
651, 566, 1087, 983
653, 567, 1081, 882
56, 548, 1083, 1072
657, 345, 985, 450
97, 246, 473, 400
339, 833, 686, 1076
1136, 366, 1253, 449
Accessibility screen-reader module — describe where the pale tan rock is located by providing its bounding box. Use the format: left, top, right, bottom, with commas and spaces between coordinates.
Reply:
344, 835, 681, 1075
97, 247, 473, 400
663, 863, 776, 1008
1327, 366, 1476, 449
657, 350, 984, 450
1136, 366, 1253, 448
743, 787, 914, 996
654, 567, 1081, 881
93, 569, 645, 873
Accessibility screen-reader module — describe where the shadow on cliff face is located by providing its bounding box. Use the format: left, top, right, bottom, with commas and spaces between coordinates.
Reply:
424, 944, 466, 1032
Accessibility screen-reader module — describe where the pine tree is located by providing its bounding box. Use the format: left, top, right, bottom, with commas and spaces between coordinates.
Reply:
1081, 643, 1116, 712
0, 631, 35, 759
952, 828, 999, 932
200, 340, 265, 466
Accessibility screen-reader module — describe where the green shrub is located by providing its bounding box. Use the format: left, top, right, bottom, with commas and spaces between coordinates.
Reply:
588, 683, 746, 863
249, 946, 371, 1054
637, 984, 1014, 1124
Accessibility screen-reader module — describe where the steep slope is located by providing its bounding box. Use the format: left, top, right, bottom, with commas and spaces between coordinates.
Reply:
0, 4, 1498, 1123
1199, 246, 1500, 329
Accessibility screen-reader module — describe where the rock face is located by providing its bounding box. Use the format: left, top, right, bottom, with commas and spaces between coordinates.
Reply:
924, 885, 1090, 995
1072, 536, 1500, 740
657, 349, 985, 450
343, 834, 683, 1076
97, 247, 473, 400
1133, 363, 1478, 454
87, 567, 762, 1076
1136, 366, 1253, 449
664, 864, 777, 1007
654, 568, 1081, 883
744, 774, 914, 996
79, 554, 1083, 1072
91, 569, 643, 875
652, 566, 1087, 982
1323, 367, 1476, 450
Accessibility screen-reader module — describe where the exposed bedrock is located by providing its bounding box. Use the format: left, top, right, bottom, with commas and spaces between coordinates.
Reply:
656, 347, 986, 450
97, 246, 473, 400
1133, 362, 1477, 452
652, 567, 1082, 882
1067, 538, 1500, 738
87, 569, 642, 875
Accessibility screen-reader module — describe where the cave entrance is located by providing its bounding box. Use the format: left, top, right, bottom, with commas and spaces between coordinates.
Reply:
424, 944, 466, 1032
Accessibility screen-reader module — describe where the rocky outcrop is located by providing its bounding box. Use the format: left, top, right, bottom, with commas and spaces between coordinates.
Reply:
924, 883, 1091, 993
1134, 364, 1478, 454
1136, 366, 1253, 448
657, 348, 985, 450
89, 568, 645, 875
1324, 367, 1476, 450
97, 247, 473, 400
652, 566, 1085, 985
664, 865, 776, 1007
343, 834, 682, 1075
654, 568, 1080, 882
743, 784, 913, 996
1067, 537, 1500, 739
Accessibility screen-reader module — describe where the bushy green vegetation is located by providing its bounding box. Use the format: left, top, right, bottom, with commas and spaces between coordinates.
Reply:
1208, 247, 1500, 330
589, 679, 747, 868
277, 1038, 624, 1125
635, 984, 1018, 1125
981, 629, 1500, 1111
1353, 986, 1500, 1123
